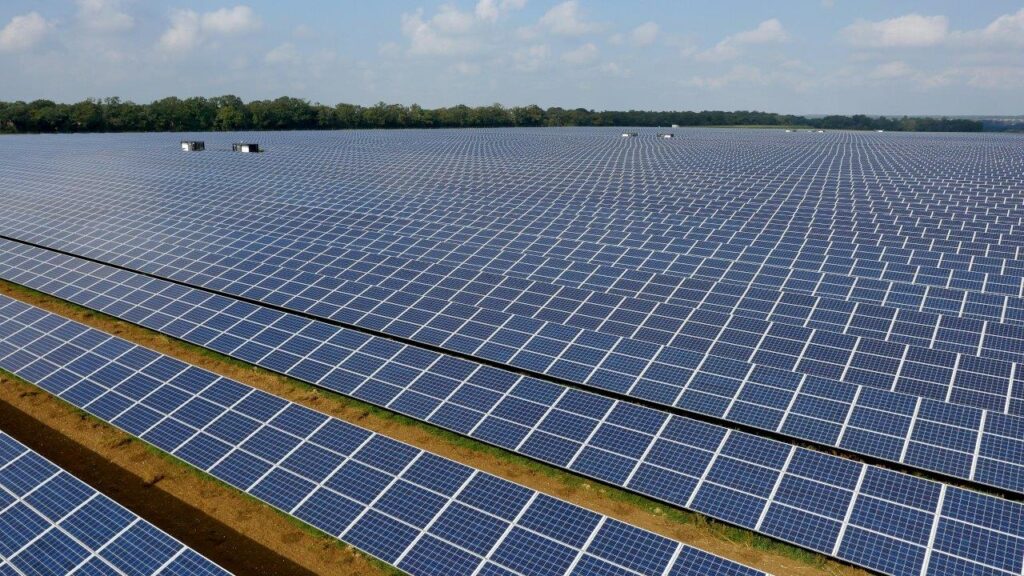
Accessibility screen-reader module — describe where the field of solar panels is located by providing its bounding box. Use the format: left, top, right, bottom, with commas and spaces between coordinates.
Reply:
1, 126, 1023, 576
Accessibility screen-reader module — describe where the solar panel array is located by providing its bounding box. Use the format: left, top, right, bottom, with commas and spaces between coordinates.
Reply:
2, 128, 1024, 576
4, 238, 1024, 499
2, 176, 1023, 417
4, 256, 1024, 576
0, 134, 1021, 472
0, 431, 230, 576
0, 295, 767, 576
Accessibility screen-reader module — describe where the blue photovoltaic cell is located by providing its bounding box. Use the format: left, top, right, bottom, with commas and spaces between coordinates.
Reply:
0, 137, 1023, 469
4, 129, 1024, 576
0, 431, 230, 576
0, 296, 764, 576
3, 296, 1024, 576
3, 241, 1023, 498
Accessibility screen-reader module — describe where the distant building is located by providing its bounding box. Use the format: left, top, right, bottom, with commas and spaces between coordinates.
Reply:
181, 140, 204, 151
232, 143, 260, 153
671, 124, 680, 128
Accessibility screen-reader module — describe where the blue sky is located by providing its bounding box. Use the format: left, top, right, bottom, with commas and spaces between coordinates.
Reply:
1, 1, 1023, 115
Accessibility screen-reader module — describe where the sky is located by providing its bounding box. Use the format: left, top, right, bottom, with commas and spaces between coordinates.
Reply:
1, 1, 1023, 115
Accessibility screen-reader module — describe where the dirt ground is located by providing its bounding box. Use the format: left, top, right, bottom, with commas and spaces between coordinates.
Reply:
0, 280, 867, 576
0, 376, 393, 576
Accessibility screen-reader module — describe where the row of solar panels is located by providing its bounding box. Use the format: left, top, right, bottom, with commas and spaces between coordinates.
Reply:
0, 295, 766, 576
3, 182, 1023, 377
0, 430, 230, 575
4, 240, 1020, 497
6, 188, 1024, 332
9, 139, 1024, 255
89, 228, 1021, 398
2, 131, 1022, 576
181, 194, 1024, 288
196, 186, 1024, 251
166, 234, 1023, 362
6, 134, 1015, 266
31, 211, 1022, 370
6, 149, 1024, 272
2, 244, 1023, 576
12, 228, 1019, 422
14, 159, 1023, 293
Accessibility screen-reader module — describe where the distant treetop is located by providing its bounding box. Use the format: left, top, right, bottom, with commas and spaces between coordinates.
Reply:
0, 96, 985, 134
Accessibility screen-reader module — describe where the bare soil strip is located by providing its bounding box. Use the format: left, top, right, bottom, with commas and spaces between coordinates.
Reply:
0, 376, 394, 576
0, 279, 865, 576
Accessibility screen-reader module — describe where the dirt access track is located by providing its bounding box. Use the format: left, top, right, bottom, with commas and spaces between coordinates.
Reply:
0, 280, 866, 576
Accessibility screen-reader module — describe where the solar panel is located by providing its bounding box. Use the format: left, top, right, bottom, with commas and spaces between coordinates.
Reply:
0, 430, 230, 576
3, 128, 1024, 576
2, 174, 1024, 474
0, 296, 766, 576
0, 227, 1018, 419
3, 240, 1023, 498
2, 292, 1024, 576
1, 135, 1022, 404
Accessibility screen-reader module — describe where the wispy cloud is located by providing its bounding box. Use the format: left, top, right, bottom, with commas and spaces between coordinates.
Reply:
0, 12, 52, 53
400, 0, 527, 57
952, 8, 1024, 47
475, 0, 526, 23
694, 19, 788, 61
629, 22, 659, 47
75, 0, 134, 33
688, 64, 768, 89
158, 5, 261, 52
840, 14, 948, 48
537, 1, 603, 36
561, 42, 598, 64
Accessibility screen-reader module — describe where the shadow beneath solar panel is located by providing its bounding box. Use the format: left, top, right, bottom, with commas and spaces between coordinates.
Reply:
0, 397, 323, 576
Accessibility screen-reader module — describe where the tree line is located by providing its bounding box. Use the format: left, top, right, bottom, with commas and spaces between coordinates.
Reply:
0, 96, 984, 133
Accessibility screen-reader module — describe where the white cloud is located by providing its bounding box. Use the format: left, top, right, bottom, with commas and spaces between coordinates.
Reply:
976, 8, 1024, 44
265, 42, 301, 65
695, 19, 788, 61
431, 5, 476, 34
629, 22, 659, 46
954, 8, 1024, 46
732, 19, 789, 44
475, 0, 526, 23
539, 1, 602, 36
399, 1, 527, 57
452, 61, 481, 75
159, 10, 200, 51
963, 65, 1024, 88
840, 14, 948, 48
0, 12, 53, 53
158, 5, 261, 52
561, 42, 598, 64
401, 8, 479, 56
864, 60, 950, 88
513, 43, 549, 71
688, 64, 768, 89
599, 61, 629, 77
868, 60, 913, 79
200, 6, 260, 35
76, 0, 134, 32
